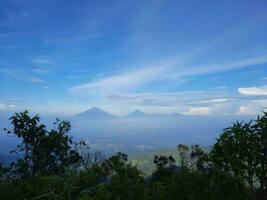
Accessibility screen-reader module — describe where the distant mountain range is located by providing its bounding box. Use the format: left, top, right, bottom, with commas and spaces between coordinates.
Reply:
72, 107, 116, 120
71, 107, 183, 121
0, 108, 253, 154
126, 110, 148, 118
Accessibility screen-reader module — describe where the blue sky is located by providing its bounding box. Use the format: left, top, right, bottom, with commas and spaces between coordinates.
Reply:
0, 0, 267, 115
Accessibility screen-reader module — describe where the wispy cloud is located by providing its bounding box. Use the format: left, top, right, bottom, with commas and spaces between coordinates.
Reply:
45, 32, 104, 45
42, 86, 52, 89
235, 104, 267, 115
100, 91, 232, 115
0, 68, 45, 84
32, 58, 53, 64
192, 98, 228, 104
105, 91, 227, 107
28, 76, 45, 83
31, 67, 50, 74
70, 64, 168, 95
70, 54, 267, 96
173, 54, 267, 78
236, 106, 254, 115
251, 99, 267, 107
0, 103, 16, 110
67, 52, 267, 115
238, 86, 267, 96
183, 107, 211, 115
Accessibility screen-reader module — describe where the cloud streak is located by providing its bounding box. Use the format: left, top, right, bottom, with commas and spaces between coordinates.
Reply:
238, 86, 267, 96
70, 54, 267, 96
0, 103, 16, 110
0, 68, 45, 84
32, 58, 53, 64
100, 91, 232, 115
70, 64, 169, 95
184, 107, 211, 115
28, 76, 45, 83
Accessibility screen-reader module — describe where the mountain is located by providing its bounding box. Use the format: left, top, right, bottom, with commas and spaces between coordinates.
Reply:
126, 110, 148, 118
71, 107, 184, 122
72, 107, 116, 120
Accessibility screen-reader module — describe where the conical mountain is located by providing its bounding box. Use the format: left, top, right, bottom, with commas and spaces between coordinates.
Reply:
127, 110, 148, 118
73, 107, 115, 120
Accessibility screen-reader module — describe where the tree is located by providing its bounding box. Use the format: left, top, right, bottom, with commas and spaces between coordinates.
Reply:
152, 155, 176, 180
0, 163, 8, 179
190, 144, 208, 171
209, 118, 265, 200
154, 155, 175, 170
75, 141, 104, 170
5, 111, 46, 178
80, 152, 145, 200
177, 144, 189, 169
4, 111, 80, 178
35, 118, 81, 175
252, 112, 267, 200
177, 144, 207, 170
106, 153, 144, 200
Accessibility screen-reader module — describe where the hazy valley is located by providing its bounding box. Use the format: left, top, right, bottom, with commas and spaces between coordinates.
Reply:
0, 107, 254, 156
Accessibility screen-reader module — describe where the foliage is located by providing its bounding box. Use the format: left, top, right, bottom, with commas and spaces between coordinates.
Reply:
4, 111, 80, 178
75, 141, 104, 170
1, 110, 267, 199
210, 112, 267, 200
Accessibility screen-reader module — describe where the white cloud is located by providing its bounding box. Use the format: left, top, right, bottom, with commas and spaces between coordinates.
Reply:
31, 67, 50, 74
0, 68, 45, 84
0, 104, 6, 109
237, 106, 250, 114
174, 55, 267, 77
252, 99, 267, 107
42, 86, 52, 89
0, 103, 16, 110
184, 107, 211, 115
28, 76, 45, 83
9, 104, 16, 108
235, 99, 267, 115
70, 65, 168, 95
235, 105, 260, 115
238, 86, 267, 96
70, 54, 267, 97
105, 91, 227, 107
195, 98, 228, 104
67, 75, 79, 80
32, 58, 53, 64
96, 91, 230, 115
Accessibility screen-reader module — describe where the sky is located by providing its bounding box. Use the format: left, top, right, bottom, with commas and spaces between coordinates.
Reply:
0, 0, 267, 116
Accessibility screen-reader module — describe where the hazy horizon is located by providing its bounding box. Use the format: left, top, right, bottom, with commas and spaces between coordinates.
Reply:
0, 107, 257, 155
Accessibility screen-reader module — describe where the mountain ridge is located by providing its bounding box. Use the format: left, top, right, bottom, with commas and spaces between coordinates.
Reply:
72, 107, 115, 120
72, 107, 183, 121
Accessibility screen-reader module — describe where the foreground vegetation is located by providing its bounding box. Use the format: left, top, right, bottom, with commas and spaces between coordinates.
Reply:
128, 148, 181, 175
1, 111, 267, 200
